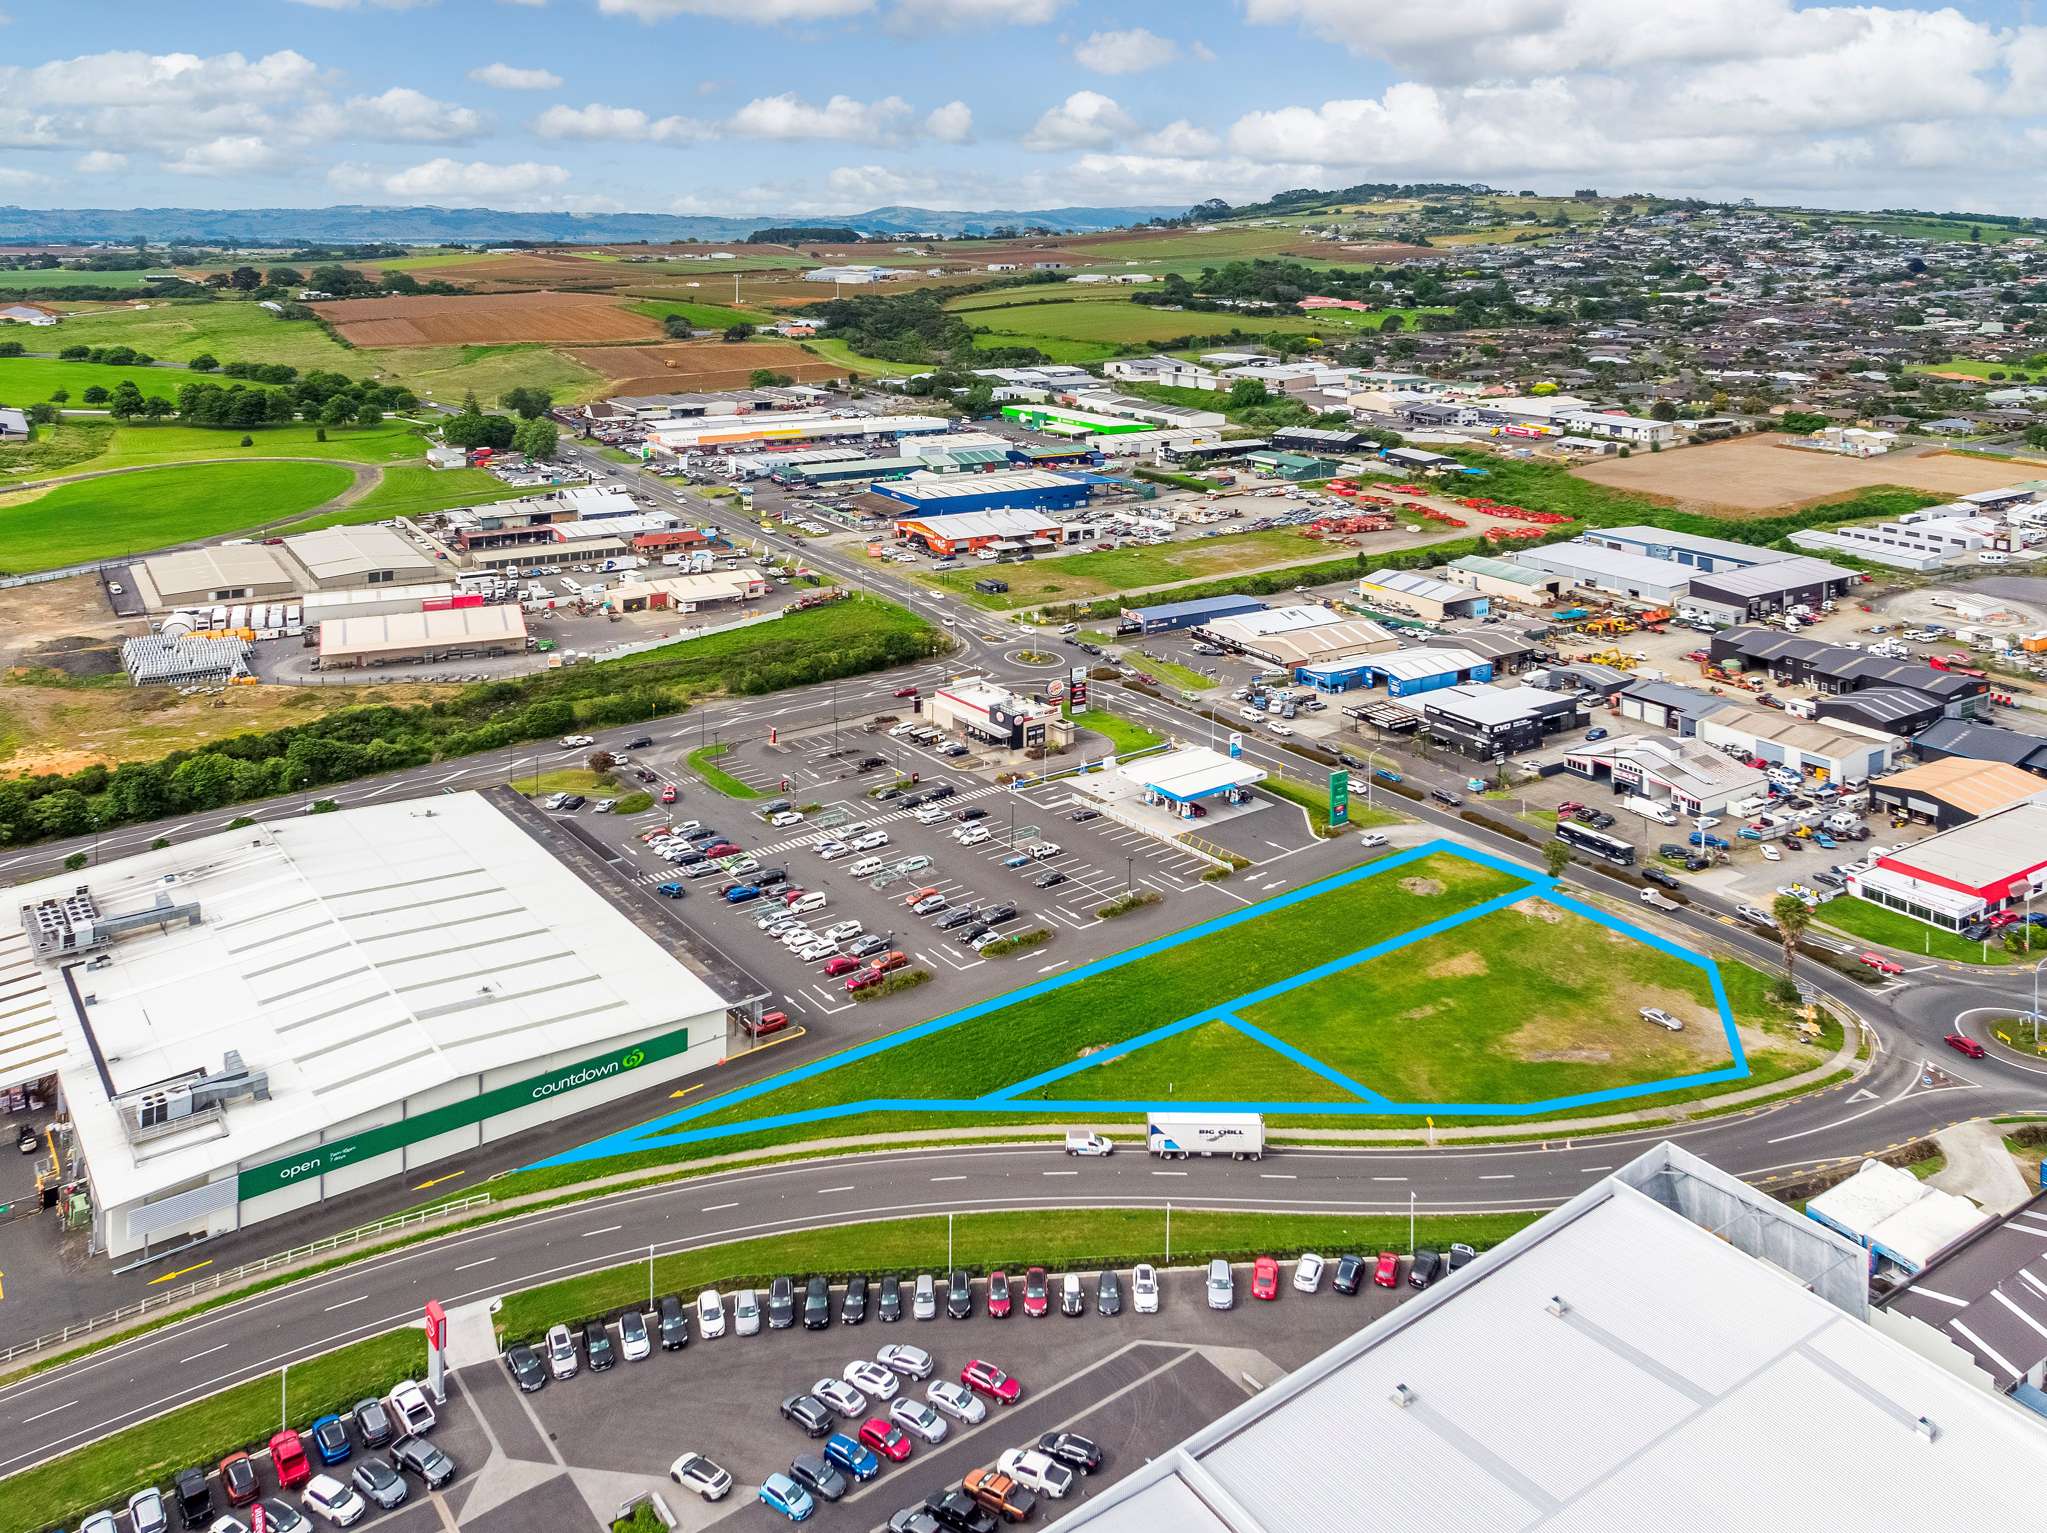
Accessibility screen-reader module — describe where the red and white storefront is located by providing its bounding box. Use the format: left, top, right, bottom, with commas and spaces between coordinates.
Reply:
1847, 801, 2047, 930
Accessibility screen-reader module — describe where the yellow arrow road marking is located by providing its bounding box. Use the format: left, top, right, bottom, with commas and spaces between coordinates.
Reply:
413, 1171, 467, 1191
147, 1261, 213, 1286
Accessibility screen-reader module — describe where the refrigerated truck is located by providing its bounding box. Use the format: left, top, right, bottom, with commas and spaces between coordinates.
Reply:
1148, 1112, 1265, 1161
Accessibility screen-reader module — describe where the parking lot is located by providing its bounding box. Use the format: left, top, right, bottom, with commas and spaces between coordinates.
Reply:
482, 1260, 1407, 1531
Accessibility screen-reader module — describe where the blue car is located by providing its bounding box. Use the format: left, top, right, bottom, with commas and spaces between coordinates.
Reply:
1585, 727, 1608, 742
823, 1432, 880, 1483
308, 1413, 352, 1465
758, 1472, 815, 1522
1002, 854, 1031, 869
723, 884, 763, 904
1688, 831, 1729, 849
656, 882, 686, 898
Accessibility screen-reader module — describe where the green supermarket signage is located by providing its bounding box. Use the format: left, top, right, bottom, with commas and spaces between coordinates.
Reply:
1328, 769, 1349, 828
236, 1026, 692, 1200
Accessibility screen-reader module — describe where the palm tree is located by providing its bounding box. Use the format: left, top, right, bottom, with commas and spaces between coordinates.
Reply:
1772, 894, 1814, 989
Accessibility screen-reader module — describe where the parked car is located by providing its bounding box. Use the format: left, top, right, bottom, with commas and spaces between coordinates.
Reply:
389, 1436, 454, 1490
997, 1448, 1075, 1500
127, 1488, 170, 1533
696, 1288, 726, 1338
504, 1343, 546, 1393
667, 1453, 732, 1502
889, 1396, 949, 1444
172, 1466, 214, 1529
780, 1394, 836, 1438
658, 1294, 691, 1349
619, 1309, 650, 1362
1060, 1271, 1085, 1316
947, 1268, 974, 1320
583, 1319, 616, 1370
1206, 1258, 1234, 1310
1332, 1254, 1365, 1295
842, 1274, 869, 1324
960, 1358, 1022, 1405
844, 1358, 898, 1402
349, 1458, 407, 1512
1097, 1269, 1123, 1316
880, 1341, 934, 1379
220, 1454, 260, 1508
789, 1453, 849, 1504
302, 1475, 366, 1528
1408, 1248, 1444, 1288
878, 1274, 904, 1323
1373, 1251, 1402, 1287
271, 1430, 313, 1491
1132, 1262, 1159, 1313
758, 1472, 816, 1523
928, 1379, 987, 1424
1293, 1253, 1325, 1294
309, 1415, 352, 1466
1022, 1266, 1049, 1318
860, 1417, 916, 1463
1250, 1256, 1280, 1301
824, 1432, 881, 1483
1035, 1431, 1103, 1475
766, 1276, 796, 1329
254, 1501, 310, 1533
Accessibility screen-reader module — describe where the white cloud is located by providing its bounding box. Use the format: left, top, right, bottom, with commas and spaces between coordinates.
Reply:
0, 49, 321, 152
889, 0, 1063, 28
1136, 119, 1217, 156
728, 92, 913, 143
825, 164, 936, 203
327, 86, 484, 142
924, 100, 973, 143
378, 156, 571, 200
1021, 90, 1134, 150
468, 62, 562, 90
1073, 27, 1178, 75
0, 167, 46, 189
76, 149, 128, 174
596, 0, 871, 20
162, 135, 289, 176
533, 101, 712, 142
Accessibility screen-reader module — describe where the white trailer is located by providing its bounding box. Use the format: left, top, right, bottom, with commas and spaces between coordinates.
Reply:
1148, 1112, 1264, 1161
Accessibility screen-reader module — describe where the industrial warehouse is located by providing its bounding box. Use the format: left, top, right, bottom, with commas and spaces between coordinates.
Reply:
316, 605, 530, 669
8, 794, 735, 1261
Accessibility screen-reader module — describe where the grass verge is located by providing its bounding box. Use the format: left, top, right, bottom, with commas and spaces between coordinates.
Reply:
1816, 896, 2018, 966
688, 742, 762, 798
1068, 708, 1163, 755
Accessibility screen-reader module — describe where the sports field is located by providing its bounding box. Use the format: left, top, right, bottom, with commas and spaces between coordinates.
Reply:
0, 460, 355, 571
531, 843, 1815, 1176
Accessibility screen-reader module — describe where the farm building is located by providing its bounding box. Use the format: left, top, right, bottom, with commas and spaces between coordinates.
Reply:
1871, 757, 2047, 829
1354, 568, 1489, 622
1419, 684, 1579, 760
317, 606, 528, 669
890, 507, 1072, 556
1122, 594, 1266, 634
869, 469, 1091, 518
1510, 541, 1693, 605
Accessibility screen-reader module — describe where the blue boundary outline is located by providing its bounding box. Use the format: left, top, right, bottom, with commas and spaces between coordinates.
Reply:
526, 839, 1750, 1169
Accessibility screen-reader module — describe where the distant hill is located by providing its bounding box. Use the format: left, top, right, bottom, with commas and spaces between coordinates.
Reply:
0, 203, 1187, 245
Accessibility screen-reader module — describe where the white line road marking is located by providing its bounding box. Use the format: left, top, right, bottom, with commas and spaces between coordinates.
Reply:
1042, 1170, 1079, 1177
702, 1202, 739, 1212
20, 1401, 75, 1425
1371, 1176, 1408, 1183
1581, 1165, 1614, 1173
1259, 1173, 1297, 1180
178, 1345, 229, 1364
324, 1296, 369, 1312
581, 1225, 623, 1238
1479, 1174, 1516, 1181
455, 1258, 497, 1272
1152, 1170, 1187, 1177
1038, 958, 1072, 973
930, 1175, 967, 1183
817, 1185, 856, 1195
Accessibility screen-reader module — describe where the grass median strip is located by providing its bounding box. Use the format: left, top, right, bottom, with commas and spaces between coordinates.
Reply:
0, 1330, 425, 1533
688, 741, 763, 799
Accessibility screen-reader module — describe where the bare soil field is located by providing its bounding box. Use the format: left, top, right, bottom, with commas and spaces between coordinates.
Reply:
1571, 437, 2029, 513
562, 340, 846, 393
313, 291, 661, 348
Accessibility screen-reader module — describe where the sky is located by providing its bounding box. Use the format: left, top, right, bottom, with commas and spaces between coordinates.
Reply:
1, 1, 2043, 218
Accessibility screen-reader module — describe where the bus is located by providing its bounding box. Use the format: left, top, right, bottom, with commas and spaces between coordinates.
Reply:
1555, 821, 1636, 867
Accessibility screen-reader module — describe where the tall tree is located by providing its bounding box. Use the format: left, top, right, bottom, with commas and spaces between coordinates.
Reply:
1771, 894, 1813, 989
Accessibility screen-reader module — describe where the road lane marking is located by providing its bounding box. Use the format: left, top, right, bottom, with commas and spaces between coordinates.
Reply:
178, 1345, 228, 1364
817, 1185, 856, 1195
1479, 1174, 1516, 1181
1259, 1173, 1297, 1180
455, 1258, 497, 1272
324, 1296, 369, 1312
581, 1225, 623, 1238
1151, 1170, 1187, 1177
1042, 1170, 1079, 1177
930, 1175, 967, 1182
1371, 1176, 1408, 1183
21, 1400, 75, 1425
702, 1202, 739, 1212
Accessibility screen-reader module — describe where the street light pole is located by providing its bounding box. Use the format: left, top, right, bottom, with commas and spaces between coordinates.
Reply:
1165, 1201, 1172, 1263
1409, 1190, 1416, 1255
2034, 955, 2047, 1048
1126, 856, 1133, 892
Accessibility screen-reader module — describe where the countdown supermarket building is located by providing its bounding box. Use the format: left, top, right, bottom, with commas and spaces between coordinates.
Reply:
10, 792, 732, 1261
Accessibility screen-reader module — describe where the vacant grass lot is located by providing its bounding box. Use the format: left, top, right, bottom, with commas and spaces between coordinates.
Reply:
923, 530, 1321, 609
0, 267, 153, 289
27, 419, 428, 480
1028, 1020, 1362, 1103
0, 1328, 424, 1533
958, 295, 1425, 351
47, 300, 359, 375
0, 357, 193, 404
277, 464, 529, 532
367, 341, 608, 404
0, 459, 355, 570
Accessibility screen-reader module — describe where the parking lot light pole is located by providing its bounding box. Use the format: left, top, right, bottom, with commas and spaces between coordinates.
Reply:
1126, 856, 1133, 893
1165, 1202, 1171, 1263
947, 1212, 954, 1272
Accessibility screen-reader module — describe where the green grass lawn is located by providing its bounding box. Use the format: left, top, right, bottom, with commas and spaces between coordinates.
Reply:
491, 1205, 1539, 1345
0, 1329, 424, 1533
688, 741, 762, 798
1816, 896, 2017, 965
44, 300, 359, 375
0, 356, 193, 404
1260, 772, 1404, 834
0, 420, 116, 481
33, 419, 429, 479
0, 459, 356, 570
950, 284, 1451, 351
1907, 357, 2034, 381
277, 464, 531, 532
1121, 650, 1220, 692
0, 267, 154, 290
362, 342, 609, 406
1031, 1020, 1363, 1103
628, 297, 774, 330
515, 767, 616, 797
795, 336, 926, 378
923, 530, 1322, 609
1070, 707, 1163, 754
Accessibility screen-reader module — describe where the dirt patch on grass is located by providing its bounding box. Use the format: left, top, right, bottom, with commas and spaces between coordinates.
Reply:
313, 291, 661, 348
1519, 901, 1565, 924
1427, 951, 1488, 980
1571, 437, 2027, 515
1398, 876, 1444, 896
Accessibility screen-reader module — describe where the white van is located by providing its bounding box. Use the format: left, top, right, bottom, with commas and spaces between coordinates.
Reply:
1824, 811, 1860, 834
846, 856, 884, 878
1621, 797, 1677, 825
787, 891, 827, 915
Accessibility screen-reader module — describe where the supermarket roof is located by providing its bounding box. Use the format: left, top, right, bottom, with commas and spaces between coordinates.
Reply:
14, 793, 727, 1209
1874, 757, 2047, 819
1057, 1141, 2047, 1533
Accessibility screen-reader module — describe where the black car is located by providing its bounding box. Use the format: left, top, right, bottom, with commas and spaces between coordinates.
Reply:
658, 1293, 691, 1349
947, 1268, 974, 1320
1962, 920, 1993, 941
756, 866, 790, 887
876, 787, 903, 803
957, 807, 987, 822
1068, 808, 1099, 823
841, 1274, 869, 1324
878, 1273, 904, 1322
804, 1275, 832, 1329
780, 1394, 834, 1438
1658, 842, 1687, 861
1331, 1254, 1366, 1295
859, 755, 887, 771
560, 794, 587, 811
937, 908, 978, 931
977, 903, 1017, 926
1446, 1242, 1478, 1273
925, 784, 956, 801
1429, 788, 1463, 807
505, 1344, 546, 1392
1640, 865, 1681, 890
635, 768, 658, 784
1035, 1431, 1103, 1475
1033, 869, 1065, 888
627, 736, 654, 749
1096, 1269, 1122, 1316
350, 1457, 408, 1511
1337, 752, 1362, 769
955, 923, 992, 947
352, 1397, 393, 1449
789, 1454, 849, 1503
768, 1276, 796, 1329
391, 1436, 456, 1489
172, 1466, 213, 1529
583, 1319, 615, 1371
1408, 1248, 1444, 1288
889, 1510, 943, 1533
924, 1491, 999, 1533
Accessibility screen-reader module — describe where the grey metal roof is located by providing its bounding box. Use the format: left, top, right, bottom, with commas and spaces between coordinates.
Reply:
1586, 524, 1795, 567
1815, 687, 1942, 728
1686, 555, 1856, 600
1620, 679, 1724, 716
1916, 718, 2047, 769
1884, 1190, 2047, 1386
1419, 629, 1539, 660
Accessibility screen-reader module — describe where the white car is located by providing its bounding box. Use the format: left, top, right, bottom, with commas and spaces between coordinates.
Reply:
696, 1288, 726, 1339
1357, 832, 1388, 848
927, 1379, 985, 1424
813, 1377, 867, 1416
769, 811, 804, 828
915, 806, 950, 825
851, 831, 891, 851
877, 1342, 933, 1379
1761, 843, 1781, 862
387, 1380, 435, 1435
1293, 1253, 1325, 1293
1027, 842, 1060, 860
545, 1324, 579, 1380
668, 1453, 733, 1502
889, 1397, 948, 1444
560, 734, 595, 749
1266, 721, 1294, 736
303, 1476, 366, 1527
816, 841, 851, 860
824, 919, 863, 943
895, 854, 932, 874
843, 1359, 899, 1400
733, 1288, 761, 1336
955, 826, 990, 847
1640, 1007, 1684, 1032
619, 1310, 651, 1361
798, 939, 835, 962
1132, 1262, 1159, 1314
725, 855, 760, 875
997, 1449, 1075, 1500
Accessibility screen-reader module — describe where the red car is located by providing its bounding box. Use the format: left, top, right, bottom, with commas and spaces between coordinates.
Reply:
1858, 951, 1904, 976
702, 841, 740, 858
780, 886, 810, 905
987, 1270, 1011, 1319
1022, 1266, 1049, 1318
1373, 1252, 1401, 1288
846, 968, 885, 994
823, 955, 863, 977
1250, 1257, 1280, 1301
960, 1358, 1021, 1406
894, 686, 920, 699
219, 1452, 260, 1508
660, 784, 678, 804
859, 1417, 914, 1462
270, 1428, 312, 1490
1987, 911, 2023, 930
1945, 1033, 1987, 1059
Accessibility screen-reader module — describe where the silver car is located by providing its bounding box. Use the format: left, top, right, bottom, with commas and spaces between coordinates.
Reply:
912, 1272, 937, 1320
1206, 1258, 1234, 1311
349, 1458, 407, 1511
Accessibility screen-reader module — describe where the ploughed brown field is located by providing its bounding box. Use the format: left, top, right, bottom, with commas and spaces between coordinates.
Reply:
561, 339, 846, 393
1570, 436, 2030, 515
312, 290, 663, 347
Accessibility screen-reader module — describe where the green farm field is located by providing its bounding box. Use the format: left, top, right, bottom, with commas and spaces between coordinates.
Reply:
922, 529, 1327, 608
0, 356, 192, 404
275, 464, 530, 532
361, 341, 608, 404
46, 300, 359, 374
629, 297, 774, 330
958, 293, 1429, 350
0, 267, 154, 290
0, 459, 355, 570
1, 419, 428, 484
